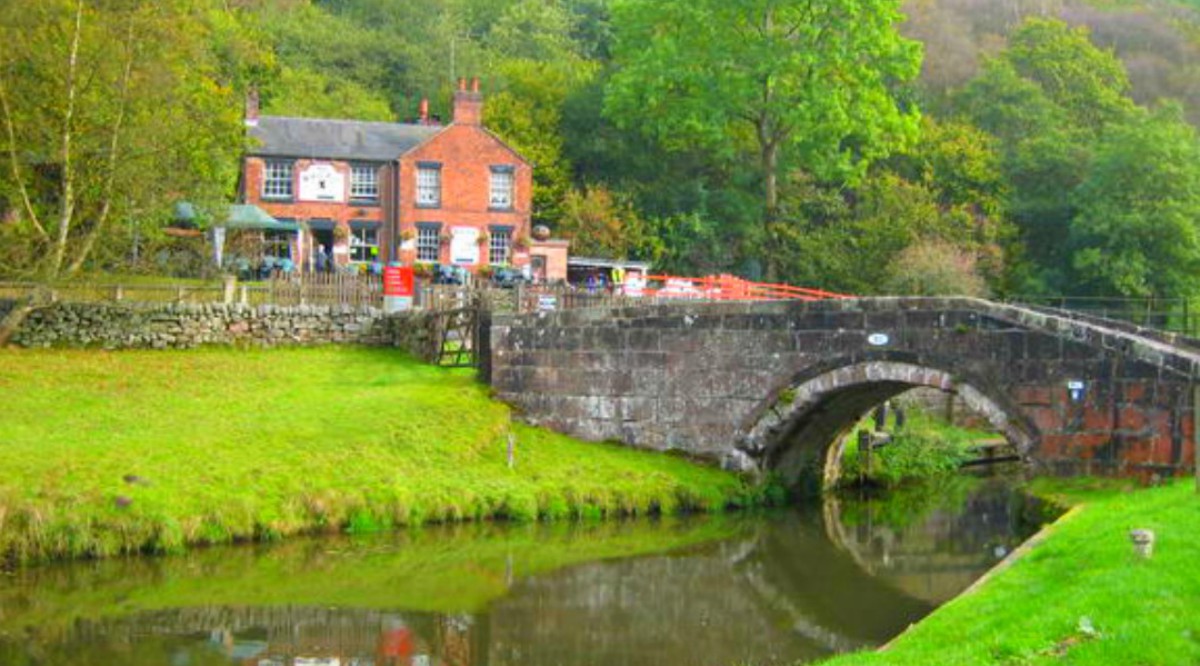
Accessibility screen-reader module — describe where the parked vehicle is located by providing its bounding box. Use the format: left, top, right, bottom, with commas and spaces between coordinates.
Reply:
432, 264, 467, 285
490, 266, 531, 289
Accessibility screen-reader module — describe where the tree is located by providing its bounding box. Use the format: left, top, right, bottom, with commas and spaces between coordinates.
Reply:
484, 59, 597, 226
556, 185, 657, 260
604, 0, 922, 276
1003, 18, 1136, 134
883, 240, 989, 297
1068, 104, 1200, 301
0, 0, 249, 342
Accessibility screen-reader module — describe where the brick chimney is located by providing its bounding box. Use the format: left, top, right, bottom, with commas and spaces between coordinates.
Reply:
244, 87, 260, 128
452, 76, 483, 126
418, 97, 430, 124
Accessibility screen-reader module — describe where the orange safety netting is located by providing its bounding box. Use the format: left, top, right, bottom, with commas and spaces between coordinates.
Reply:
631, 274, 851, 301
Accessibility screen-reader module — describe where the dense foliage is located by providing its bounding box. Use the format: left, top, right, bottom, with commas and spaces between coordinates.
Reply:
2, 0, 1199, 303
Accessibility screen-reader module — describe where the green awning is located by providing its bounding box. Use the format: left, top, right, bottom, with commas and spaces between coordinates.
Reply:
225, 204, 300, 231
173, 202, 300, 232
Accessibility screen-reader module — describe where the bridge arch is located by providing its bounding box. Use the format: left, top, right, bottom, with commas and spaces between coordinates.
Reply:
740, 358, 1038, 492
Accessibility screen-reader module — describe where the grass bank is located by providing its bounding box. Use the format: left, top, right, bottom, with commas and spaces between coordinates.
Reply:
819, 478, 1200, 665
0, 347, 764, 564
837, 408, 994, 488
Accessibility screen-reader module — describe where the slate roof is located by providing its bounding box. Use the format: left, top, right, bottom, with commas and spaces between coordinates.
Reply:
247, 116, 442, 162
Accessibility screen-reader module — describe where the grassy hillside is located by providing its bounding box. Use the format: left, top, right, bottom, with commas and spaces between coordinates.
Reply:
820, 479, 1200, 665
0, 348, 762, 564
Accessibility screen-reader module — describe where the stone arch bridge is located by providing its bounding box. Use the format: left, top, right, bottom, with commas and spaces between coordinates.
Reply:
486, 298, 1200, 490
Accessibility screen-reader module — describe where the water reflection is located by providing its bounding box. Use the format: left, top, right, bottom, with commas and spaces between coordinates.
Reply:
0, 477, 1042, 666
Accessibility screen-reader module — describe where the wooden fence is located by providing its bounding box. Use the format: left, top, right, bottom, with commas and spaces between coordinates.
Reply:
0, 274, 385, 309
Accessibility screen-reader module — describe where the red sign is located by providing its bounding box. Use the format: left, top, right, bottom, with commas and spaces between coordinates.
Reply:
383, 266, 414, 297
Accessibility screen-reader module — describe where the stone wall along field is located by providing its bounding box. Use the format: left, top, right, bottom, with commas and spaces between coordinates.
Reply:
2, 300, 433, 357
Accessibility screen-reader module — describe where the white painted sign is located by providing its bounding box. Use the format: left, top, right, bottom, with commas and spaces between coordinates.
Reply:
538, 295, 558, 312
450, 227, 479, 265
867, 332, 890, 346
298, 163, 345, 203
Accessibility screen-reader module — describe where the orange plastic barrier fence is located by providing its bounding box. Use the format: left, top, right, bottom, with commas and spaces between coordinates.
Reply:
636, 274, 851, 302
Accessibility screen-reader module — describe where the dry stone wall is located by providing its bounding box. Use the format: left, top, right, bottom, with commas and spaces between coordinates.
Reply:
2, 300, 433, 357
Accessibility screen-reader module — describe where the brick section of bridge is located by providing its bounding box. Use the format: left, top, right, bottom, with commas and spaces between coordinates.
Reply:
489, 298, 1200, 486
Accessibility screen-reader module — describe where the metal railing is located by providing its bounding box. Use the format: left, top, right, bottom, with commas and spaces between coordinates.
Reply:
1008, 295, 1198, 338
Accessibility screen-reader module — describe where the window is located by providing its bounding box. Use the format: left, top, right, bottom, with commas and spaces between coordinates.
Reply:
262, 160, 293, 199
264, 228, 293, 259
489, 167, 514, 209
416, 164, 441, 207
349, 224, 379, 263
489, 227, 512, 265
416, 224, 441, 263
350, 164, 378, 202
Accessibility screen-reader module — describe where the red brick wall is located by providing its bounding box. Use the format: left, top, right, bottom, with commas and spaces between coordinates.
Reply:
398, 124, 532, 269
243, 157, 386, 267
242, 122, 532, 272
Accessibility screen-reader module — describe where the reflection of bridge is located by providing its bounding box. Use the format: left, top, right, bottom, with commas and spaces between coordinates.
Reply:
488, 297, 1200, 489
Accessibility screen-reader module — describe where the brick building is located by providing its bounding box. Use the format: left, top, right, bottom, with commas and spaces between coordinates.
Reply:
239, 78, 534, 273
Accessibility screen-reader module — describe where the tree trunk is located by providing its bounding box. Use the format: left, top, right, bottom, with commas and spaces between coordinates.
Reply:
761, 138, 781, 281
0, 286, 53, 347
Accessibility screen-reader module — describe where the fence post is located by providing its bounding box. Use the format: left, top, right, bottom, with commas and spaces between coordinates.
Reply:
239, 285, 248, 305
113, 284, 124, 302
223, 275, 236, 305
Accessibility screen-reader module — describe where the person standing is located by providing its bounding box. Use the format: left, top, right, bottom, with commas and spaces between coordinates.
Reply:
316, 244, 329, 273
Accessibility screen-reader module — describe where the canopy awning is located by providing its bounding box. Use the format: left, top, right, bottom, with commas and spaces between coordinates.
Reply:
173, 202, 301, 232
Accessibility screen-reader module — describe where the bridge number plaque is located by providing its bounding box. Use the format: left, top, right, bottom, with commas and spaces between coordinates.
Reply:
867, 333, 890, 347
1067, 380, 1086, 403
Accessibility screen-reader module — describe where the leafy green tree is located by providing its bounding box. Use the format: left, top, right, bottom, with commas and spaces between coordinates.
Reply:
267, 66, 395, 121
0, 0, 250, 341
950, 19, 1145, 293
485, 59, 597, 226
1003, 17, 1137, 134
556, 185, 655, 260
604, 0, 922, 277
1069, 104, 1200, 300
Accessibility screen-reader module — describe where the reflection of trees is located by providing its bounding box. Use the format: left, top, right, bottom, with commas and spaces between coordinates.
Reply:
822, 477, 1038, 604
0, 481, 1041, 665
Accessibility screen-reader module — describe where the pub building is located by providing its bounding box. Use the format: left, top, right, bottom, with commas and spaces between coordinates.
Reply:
239, 77, 566, 279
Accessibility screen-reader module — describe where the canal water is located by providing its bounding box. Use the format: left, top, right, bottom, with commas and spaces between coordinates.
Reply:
0, 476, 1045, 666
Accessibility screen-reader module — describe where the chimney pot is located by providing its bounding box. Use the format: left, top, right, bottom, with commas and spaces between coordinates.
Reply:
244, 87, 260, 128
419, 98, 429, 124
457, 77, 467, 92
471, 77, 480, 93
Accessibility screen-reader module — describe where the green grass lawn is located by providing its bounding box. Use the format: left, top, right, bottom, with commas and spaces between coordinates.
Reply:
0, 347, 760, 563
819, 478, 1200, 665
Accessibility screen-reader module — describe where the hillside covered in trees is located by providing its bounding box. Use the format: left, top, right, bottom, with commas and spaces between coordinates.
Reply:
2, 0, 1199, 303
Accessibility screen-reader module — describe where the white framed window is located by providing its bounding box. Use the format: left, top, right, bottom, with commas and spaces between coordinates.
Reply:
489, 167, 514, 209
349, 224, 379, 263
416, 224, 441, 262
416, 165, 441, 207
262, 160, 293, 199
350, 165, 379, 201
489, 227, 512, 265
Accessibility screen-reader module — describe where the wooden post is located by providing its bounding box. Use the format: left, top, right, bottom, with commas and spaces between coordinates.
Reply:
222, 275, 236, 305
113, 284, 124, 301
859, 430, 872, 483
1193, 384, 1199, 494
